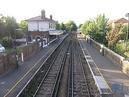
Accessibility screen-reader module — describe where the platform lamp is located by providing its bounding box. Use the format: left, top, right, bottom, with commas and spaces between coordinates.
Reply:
15, 28, 22, 68
125, 13, 129, 52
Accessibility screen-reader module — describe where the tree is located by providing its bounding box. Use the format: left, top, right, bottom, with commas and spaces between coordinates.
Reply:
95, 14, 109, 44
81, 20, 97, 36
121, 25, 128, 40
0, 14, 6, 38
96, 14, 109, 33
5, 16, 18, 38
56, 22, 61, 30
81, 14, 109, 45
60, 23, 66, 31
15, 30, 24, 39
1, 36, 13, 48
87, 21, 98, 38
19, 20, 28, 33
106, 24, 123, 49
65, 21, 77, 32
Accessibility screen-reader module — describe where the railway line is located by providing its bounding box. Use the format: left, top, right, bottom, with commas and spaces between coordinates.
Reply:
16, 34, 70, 97
8, 33, 112, 97
67, 34, 99, 97
34, 36, 71, 97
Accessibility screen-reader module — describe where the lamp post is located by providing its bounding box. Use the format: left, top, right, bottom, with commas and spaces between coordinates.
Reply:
15, 28, 22, 68
125, 13, 129, 51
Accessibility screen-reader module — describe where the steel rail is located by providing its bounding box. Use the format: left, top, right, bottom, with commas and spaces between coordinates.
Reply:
51, 40, 71, 97
15, 34, 68, 97
33, 35, 71, 97
33, 35, 69, 97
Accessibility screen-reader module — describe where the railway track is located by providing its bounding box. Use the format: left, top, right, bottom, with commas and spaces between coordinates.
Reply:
68, 34, 99, 97
34, 37, 71, 97
16, 33, 111, 97
73, 39, 91, 97
16, 35, 69, 97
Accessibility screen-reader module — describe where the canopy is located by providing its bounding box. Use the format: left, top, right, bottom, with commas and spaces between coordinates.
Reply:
49, 30, 63, 35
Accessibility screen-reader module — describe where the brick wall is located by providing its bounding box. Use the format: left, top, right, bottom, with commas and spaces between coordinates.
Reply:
0, 42, 40, 75
31, 31, 49, 39
0, 52, 17, 75
18, 42, 40, 61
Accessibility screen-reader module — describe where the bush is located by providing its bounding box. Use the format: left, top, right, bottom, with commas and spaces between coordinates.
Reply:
15, 31, 24, 39
114, 43, 126, 57
1, 36, 13, 48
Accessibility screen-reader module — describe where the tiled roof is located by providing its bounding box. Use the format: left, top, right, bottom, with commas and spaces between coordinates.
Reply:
114, 18, 129, 23
26, 16, 57, 23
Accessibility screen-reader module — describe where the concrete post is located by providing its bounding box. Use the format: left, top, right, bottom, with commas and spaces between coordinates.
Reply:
100, 44, 104, 56
21, 52, 24, 62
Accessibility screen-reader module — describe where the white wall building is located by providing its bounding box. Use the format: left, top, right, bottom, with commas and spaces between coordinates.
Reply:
27, 10, 56, 32
26, 10, 58, 47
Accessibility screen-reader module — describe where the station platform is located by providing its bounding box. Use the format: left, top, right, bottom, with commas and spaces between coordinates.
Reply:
0, 34, 67, 97
79, 38, 129, 97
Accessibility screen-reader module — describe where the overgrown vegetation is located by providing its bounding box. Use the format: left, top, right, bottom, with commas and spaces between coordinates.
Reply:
81, 14, 109, 44
1, 36, 13, 48
80, 14, 129, 57
56, 20, 77, 32
0, 14, 28, 48
114, 42, 126, 57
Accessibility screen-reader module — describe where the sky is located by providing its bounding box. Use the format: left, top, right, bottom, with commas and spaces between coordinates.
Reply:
0, 0, 129, 25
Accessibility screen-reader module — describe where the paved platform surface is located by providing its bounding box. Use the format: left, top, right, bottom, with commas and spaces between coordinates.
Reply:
0, 35, 66, 97
79, 38, 129, 97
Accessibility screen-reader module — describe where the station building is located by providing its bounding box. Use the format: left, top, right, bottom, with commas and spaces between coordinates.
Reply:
26, 10, 62, 47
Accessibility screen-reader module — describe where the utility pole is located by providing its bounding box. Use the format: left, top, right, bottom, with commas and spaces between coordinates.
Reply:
15, 28, 22, 69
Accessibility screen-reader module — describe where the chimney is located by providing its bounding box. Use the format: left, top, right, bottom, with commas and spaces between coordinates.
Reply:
50, 15, 52, 20
41, 10, 45, 19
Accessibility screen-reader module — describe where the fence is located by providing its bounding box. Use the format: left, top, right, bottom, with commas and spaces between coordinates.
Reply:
18, 42, 40, 62
0, 52, 17, 75
0, 42, 40, 75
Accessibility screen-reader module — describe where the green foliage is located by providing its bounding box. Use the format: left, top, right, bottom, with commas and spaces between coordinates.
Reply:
16, 47, 22, 55
56, 22, 61, 30
5, 16, 18, 38
114, 43, 125, 55
65, 21, 77, 32
56, 21, 77, 32
121, 25, 128, 40
96, 14, 109, 44
15, 31, 24, 39
0, 15, 7, 37
96, 14, 109, 33
0, 14, 26, 40
81, 21, 93, 35
113, 42, 129, 57
60, 23, 66, 31
1, 36, 13, 48
87, 21, 98, 37
19, 20, 28, 33
81, 14, 109, 44
106, 24, 124, 48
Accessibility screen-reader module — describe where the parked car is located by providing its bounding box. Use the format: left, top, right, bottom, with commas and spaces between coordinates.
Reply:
0, 44, 5, 53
